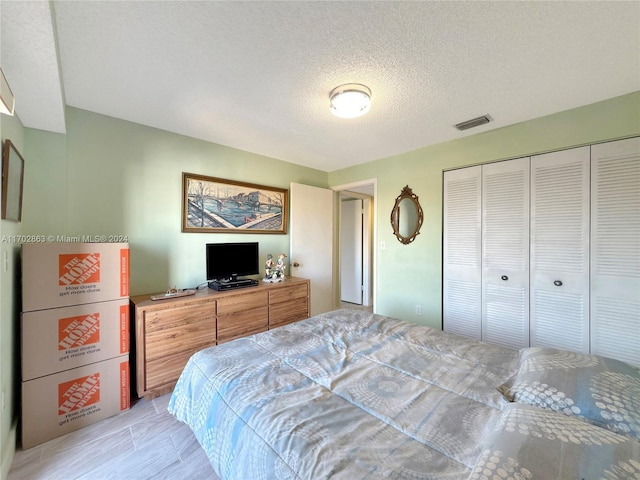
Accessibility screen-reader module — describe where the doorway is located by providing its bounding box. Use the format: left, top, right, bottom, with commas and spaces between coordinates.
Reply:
340, 195, 364, 305
333, 179, 376, 311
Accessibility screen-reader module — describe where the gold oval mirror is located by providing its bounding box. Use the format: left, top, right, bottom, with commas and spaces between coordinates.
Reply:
390, 185, 423, 244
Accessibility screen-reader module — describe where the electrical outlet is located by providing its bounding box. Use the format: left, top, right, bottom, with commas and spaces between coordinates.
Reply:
415, 305, 422, 316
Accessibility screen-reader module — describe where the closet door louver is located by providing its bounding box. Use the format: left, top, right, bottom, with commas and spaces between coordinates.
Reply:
482, 158, 530, 349
530, 147, 590, 353
590, 137, 640, 366
443, 166, 481, 339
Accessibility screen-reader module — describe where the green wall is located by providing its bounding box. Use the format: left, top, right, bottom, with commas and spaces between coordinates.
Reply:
0, 112, 25, 480
26, 108, 328, 295
329, 91, 640, 328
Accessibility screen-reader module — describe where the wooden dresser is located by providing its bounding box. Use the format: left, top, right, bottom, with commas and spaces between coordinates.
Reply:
131, 277, 310, 399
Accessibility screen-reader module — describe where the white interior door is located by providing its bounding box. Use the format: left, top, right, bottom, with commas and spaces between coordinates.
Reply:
482, 157, 530, 349
290, 183, 334, 316
340, 198, 363, 304
530, 147, 590, 353
590, 137, 640, 366
443, 166, 482, 339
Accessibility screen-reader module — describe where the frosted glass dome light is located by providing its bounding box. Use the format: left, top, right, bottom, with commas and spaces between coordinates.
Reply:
329, 84, 371, 119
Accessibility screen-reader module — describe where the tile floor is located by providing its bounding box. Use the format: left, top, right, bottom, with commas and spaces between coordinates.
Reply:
8, 393, 219, 480
340, 301, 373, 312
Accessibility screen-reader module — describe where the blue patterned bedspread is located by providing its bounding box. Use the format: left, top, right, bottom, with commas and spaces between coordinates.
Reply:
168, 309, 520, 479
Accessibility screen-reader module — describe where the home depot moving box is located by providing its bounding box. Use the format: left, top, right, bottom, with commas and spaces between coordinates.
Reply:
22, 242, 130, 312
22, 299, 130, 381
21, 355, 130, 449
21, 242, 131, 448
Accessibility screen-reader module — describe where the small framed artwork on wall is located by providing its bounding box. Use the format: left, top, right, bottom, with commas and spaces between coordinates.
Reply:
2, 139, 25, 222
181, 172, 288, 234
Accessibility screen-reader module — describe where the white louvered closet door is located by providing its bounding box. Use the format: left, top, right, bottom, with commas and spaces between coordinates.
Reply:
482, 158, 530, 349
530, 147, 590, 353
443, 166, 482, 339
590, 137, 640, 366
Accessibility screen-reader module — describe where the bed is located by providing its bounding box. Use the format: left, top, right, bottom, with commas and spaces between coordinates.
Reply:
168, 309, 640, 479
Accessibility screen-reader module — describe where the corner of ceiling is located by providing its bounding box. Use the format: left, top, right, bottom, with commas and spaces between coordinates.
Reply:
1, 0, 67, 134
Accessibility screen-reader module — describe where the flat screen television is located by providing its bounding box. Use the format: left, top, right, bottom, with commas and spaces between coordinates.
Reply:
206, 242, 259, 282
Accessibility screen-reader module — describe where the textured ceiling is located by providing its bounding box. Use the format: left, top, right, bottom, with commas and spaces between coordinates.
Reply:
1, 1, 639, 172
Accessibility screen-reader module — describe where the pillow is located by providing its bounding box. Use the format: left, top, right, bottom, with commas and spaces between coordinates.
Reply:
498, 347, 640, 440
469, 403, 640, 480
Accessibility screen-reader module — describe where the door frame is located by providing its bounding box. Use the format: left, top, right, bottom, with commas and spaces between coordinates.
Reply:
332, 179, 377, 311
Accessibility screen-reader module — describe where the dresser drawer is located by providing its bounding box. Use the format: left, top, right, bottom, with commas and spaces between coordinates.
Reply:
269, 297, 309, 329
217, 290, 268, 314
144, 301, 215, 333
143, 303, 216, 393
145, 313, 216, 362
217, 306, 268, 343
269, 283, 308, 305
146, 348, 206, 391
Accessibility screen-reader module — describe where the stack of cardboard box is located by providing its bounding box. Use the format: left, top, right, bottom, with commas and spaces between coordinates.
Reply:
21, 243, 130, 448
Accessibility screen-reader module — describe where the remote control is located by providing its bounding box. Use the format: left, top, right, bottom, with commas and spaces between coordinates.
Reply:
150, 289, 196, 301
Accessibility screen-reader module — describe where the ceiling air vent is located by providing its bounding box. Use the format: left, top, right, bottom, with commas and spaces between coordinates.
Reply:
454, 114, 492, 131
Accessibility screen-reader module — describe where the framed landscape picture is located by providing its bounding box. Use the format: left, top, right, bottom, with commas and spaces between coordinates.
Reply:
182, 172, 288, 234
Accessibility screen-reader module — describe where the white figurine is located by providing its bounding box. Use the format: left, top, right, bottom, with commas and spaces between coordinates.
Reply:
264, 254, 274, 279
275, 253, 287, 279
263, 253, 284, 283
264, 253, 287, 283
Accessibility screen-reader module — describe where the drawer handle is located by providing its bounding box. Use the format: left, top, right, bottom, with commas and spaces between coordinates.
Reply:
501, 275, 508, 281
554, 280, 563, 287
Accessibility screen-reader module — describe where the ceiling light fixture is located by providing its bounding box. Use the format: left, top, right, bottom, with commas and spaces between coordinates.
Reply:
329, 83, 371, 119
